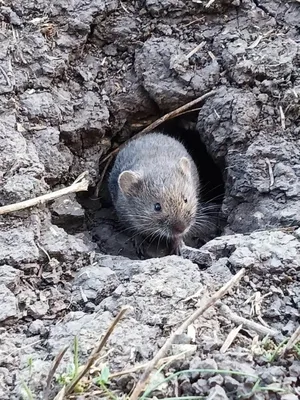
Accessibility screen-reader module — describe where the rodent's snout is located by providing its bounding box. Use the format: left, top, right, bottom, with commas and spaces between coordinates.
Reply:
171, 221, 187, 236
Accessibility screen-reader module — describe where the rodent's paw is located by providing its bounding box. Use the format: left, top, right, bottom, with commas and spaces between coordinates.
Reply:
133, 237, 146, 259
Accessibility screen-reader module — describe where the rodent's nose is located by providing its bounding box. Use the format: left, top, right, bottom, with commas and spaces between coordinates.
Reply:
171, 221, 186, 235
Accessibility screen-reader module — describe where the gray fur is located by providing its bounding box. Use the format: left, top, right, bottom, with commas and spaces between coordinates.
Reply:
108, 132, 200, 241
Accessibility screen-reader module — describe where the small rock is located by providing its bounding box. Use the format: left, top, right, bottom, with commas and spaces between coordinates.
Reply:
206, 258, 233, 284
50, 194, 85, 231
207, 385, 229, 399
189, 357, 218, 379
181, 245, 213, 267
0, 265, 21, 290
103, 44, 118, 56
289, 361, 300, 377
192, 378, 209, 394
20, 91, 61, 122
208, 374, 224, 386
84, 302, 96, 312
0, 285, 18, 322
280, 395, 299, 400
72, 265, 119, 304
224, 375, 240, 391
40, 224, 95, 260
258, 366, 285, 384
1, 6, 22, 25
0, 227, 39, 264
229, 246, 256, 268
28, 320, 44, 335
148, 371, 168, 393
28, 301, 49, 318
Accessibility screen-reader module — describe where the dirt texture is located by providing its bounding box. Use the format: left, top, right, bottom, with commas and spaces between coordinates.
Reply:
0, 0, 300, 399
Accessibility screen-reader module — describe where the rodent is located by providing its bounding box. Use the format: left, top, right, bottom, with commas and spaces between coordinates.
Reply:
108, 132, 200, 254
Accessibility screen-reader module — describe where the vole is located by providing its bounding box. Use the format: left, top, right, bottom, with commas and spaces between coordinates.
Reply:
108, 132, 200, 255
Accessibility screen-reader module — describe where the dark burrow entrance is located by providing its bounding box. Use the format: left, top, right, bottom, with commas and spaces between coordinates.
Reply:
74, 114, 225, 260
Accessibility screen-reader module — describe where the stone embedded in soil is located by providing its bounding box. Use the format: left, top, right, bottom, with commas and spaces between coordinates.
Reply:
257, 365, 286, 385
0, 265, 22, 291
180, 245, 213, 267
2, 175, 49, 203
225, 37, 299, 85
31, 127, 74, 182
50, 194, 85, 230
28, 319, 45, 336
39, 223, 95, 260
224, 375, 240, 391
72, 264, 119, 304
0, 227, 39, 264
20, 91, 62, 123
205, 257, 233, 284
135, 37, 220, 110
0, 285, 18, 322
145, 0, 185, 16
59, 91, 110, 155
208, 385, 229, 400
189, 357, 218, 379
202, 230, 300, 274
27, 301, 49, 319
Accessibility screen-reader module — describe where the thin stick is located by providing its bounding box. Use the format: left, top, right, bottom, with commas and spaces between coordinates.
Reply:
217, 302, 279, 338
65, 305, 130, 395
0, 171, 89, 216
206, 0, 217, 7
205, 0, 216, 8
265, 158, 274, 188
128, 268, 245, 400
186, 41, 205, 59
100, 90, 216, 166
279, 105, 286, 130
281, 325, 300, 357
94, 155, 113, 198
43, 345, 69, 400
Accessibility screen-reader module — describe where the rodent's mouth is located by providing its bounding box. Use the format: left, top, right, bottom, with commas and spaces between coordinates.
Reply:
172, 227, 189, 238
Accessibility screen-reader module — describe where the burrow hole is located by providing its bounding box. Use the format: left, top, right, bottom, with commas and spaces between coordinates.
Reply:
69, 114, 225, 259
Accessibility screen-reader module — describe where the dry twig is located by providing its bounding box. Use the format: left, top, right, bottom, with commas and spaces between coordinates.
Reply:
65, 305, 130, 395
266, 158, 274, 188
43, 346, 69, 400
94, 155, 113, 198
217, 302, 279, 338
206, 0, 217, 7
281, 325, 300, 357
128, 268, 246, 400
279, 105, 286, 130
0, 171, 89, 216
220, 324, 243, 353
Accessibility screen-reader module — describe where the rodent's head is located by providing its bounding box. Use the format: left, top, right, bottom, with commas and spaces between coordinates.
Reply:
117, 156, 198, 240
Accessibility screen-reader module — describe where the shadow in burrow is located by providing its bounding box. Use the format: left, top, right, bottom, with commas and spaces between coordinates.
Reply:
76, 113, 226, 260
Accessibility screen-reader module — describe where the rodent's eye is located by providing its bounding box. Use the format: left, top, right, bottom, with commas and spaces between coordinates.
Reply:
183, 197, 188, 203
154, 203, 162, 212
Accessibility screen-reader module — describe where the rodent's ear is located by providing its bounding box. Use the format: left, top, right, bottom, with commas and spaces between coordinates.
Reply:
118, 170, 143, 196
178, 157, 191, 176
